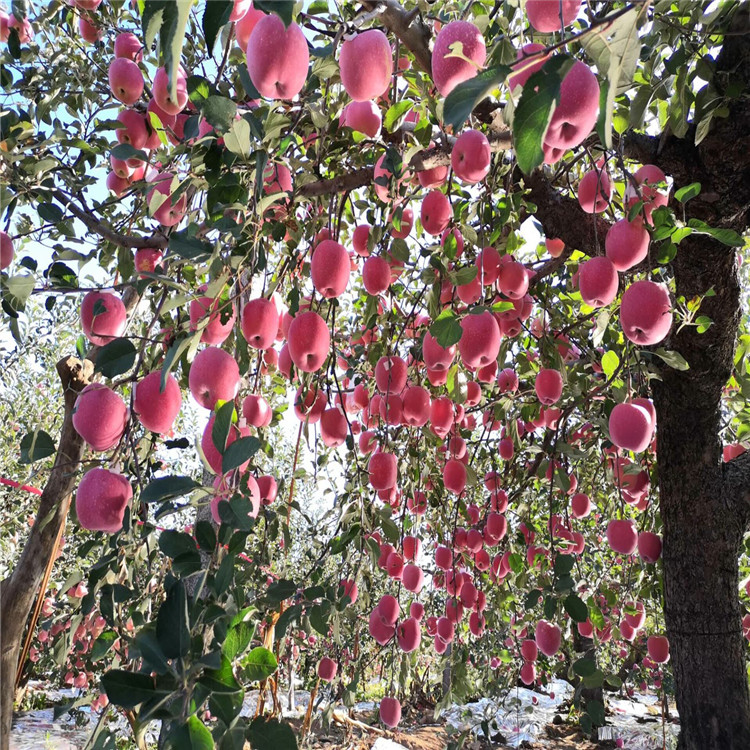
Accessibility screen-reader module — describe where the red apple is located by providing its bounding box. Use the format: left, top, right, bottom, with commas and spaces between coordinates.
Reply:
287, 311, 330, 372
133, 371, 182, 434
108, 58, 143, 105
73, 384, 129, 452
578, 256, 618, 307
432, 21, 486, 96
339, 29, 392, 101
451, 129, 491, 184
80, 291, 127, 346
75, 468, 132, 533
188, 346, 240, 409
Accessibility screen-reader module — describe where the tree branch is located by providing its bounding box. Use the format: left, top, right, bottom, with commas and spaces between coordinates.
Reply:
51, 190, 169, 250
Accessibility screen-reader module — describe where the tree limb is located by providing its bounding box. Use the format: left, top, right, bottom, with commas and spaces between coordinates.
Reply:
51, 190, 169, 250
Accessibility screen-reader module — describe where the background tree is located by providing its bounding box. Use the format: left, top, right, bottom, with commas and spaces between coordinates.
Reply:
1, 2, 750, 750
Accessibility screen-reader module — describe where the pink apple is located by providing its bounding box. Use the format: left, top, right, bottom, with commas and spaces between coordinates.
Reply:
431, 21, 486, 96
311, 239, 350, 298
535, 620, 562, 656
609, 401, 654, 452
0, 230, 14, 270
362, 255, 391, 295
339, 30, 392, 101
451, 129, 491, 184
241, 298, 278, 350
152, 66, 188, 115
458, 311, 501, 368
190, 289, 236, 345
368, 451, 397, 490
638, 531, 662, 562
526, 0, 581, 32
578, 167, 612, 213
508, 43, 548, 91
133, 371, 182, 434
535, 368, 563, 405
246, 15, 309, 99
188, 346, 240, 409
287, 311, 330, 372
578, 256, 618, 307
620, 280, 673, 345
421, 189, 452, 236
606, 519, 638, 555
80, 291, 127, 346
108, 58, 143, 105
75, 468, 132, 533
341, 100, 382, 137
605, 217, 650, 272
114, 32, 143, 61
73, 384, 129, 452
647, 635, 670, 663
317, 657, 338, 682
379, 696, 401, 728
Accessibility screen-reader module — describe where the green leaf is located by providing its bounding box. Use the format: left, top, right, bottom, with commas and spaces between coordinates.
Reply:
675, 182, 701, 204
4, 274, 35, 309
212, 401, 237, 456
587, 699, 606, 726
653, 348, 690, 371
686, 219, 744, 247
202, 0, 233, 55
243, 646, 278, 682
253, 1, 295, 27
167, 715, 215, 750
581, 8, 641, 149
159, 529, 199, 558
573, 657, 598, 677
133, 628, 170, 675
141, 476, 200, 503
554, 554, 575, 576
38, 202, 64, 223
514, 55, 575, 175
203, 96, 237, 134
429, 309, 463, 348
224, 621, 256, 662
199, 654, 242, 693
111, 143, 148, 162
383, 101, 412, 133
247, 717, 298, 750
601, 350, 620, 380
47, 262, 78, 288
224, 117, 253, 158
101, 670, 165, 709
266, 579, 296, 603
222, 436, 261, 474
442, 65, 512, 130
564, 593, 589, 623
157, 579, 190, 659
169, 231, 213, 260
94, 337, 136, 378
195, 520, 216, 552
90, 631, 117, 661
19, 429, 55, 464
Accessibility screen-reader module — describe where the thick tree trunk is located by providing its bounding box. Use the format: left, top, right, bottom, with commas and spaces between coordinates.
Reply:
0, 356, 93, 750
653, 232, 750, 750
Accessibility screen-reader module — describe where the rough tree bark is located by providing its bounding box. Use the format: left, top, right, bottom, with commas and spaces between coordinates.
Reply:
0, 355, 94, 750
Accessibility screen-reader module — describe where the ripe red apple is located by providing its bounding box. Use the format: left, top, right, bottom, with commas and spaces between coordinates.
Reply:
257, 475, 277, 505
287, 311, 330, 372
147, 173, 187, 227
152, 66, 188, 115
341, 100, 382, 137
526, 0, 581, 32
375, 356, 407, 394
520, 661, 537, 685
647, 635, 670, 663
114, 32, 143, 61
339, 578, 358, 605
368, 451, 397, 490
535, 368, 563, 405
638, 531, 662, 562
133, 372, 182, 434
578, 167, 612, 213
116, 109, 149, 151
570, 492, 592, 518
432, 21, 486, 96
543, 61, 599, 161
352, 224, 372, 257
188, 346, 240, 409
443, 459, 467, 494
80, 290, 127, 346
421, 189, 452, 236
397, 616, 421, 652
605, 217, 650, 271
390, 205, 413, 239
362, 255, 391, 295
73, 384, 129, 452
521, 639, 538, 662
625, 164, 670, 219
418, 163, 449, 189
546, 237, 565, 258
190, 289, 236, 345
321, 407, 348, 447
234, 2, 264, 50
624, 601, 646, 630
78, 16, 101, 43
410, 601, 424, 620
379, 696, 401, 728
458, 311, 501, 368
75, 468, 132, 533
246, 15, 309, 99
339, 29, 392, 101
241, 298, 278, 350
134, 248, 163, 276
535, 620, 562, 656
0, 230, 14, 270
423, 332, 456, 371
620, 280, 673, 345
609, 401, 654, 452
476, 246, 501, 285
497, 259, 529, 299
578, 256, 618, 308
451, 129, 491, 184
294, 385, 327, 423
242, 394, 272, 428
108, 58, 143, 105
317, 657, 338, 682
402, 386, 431, 427
311, 239, 350, 298
606, 519, 638, 555
508, 42, 548, 91
435, 546, 452, 570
